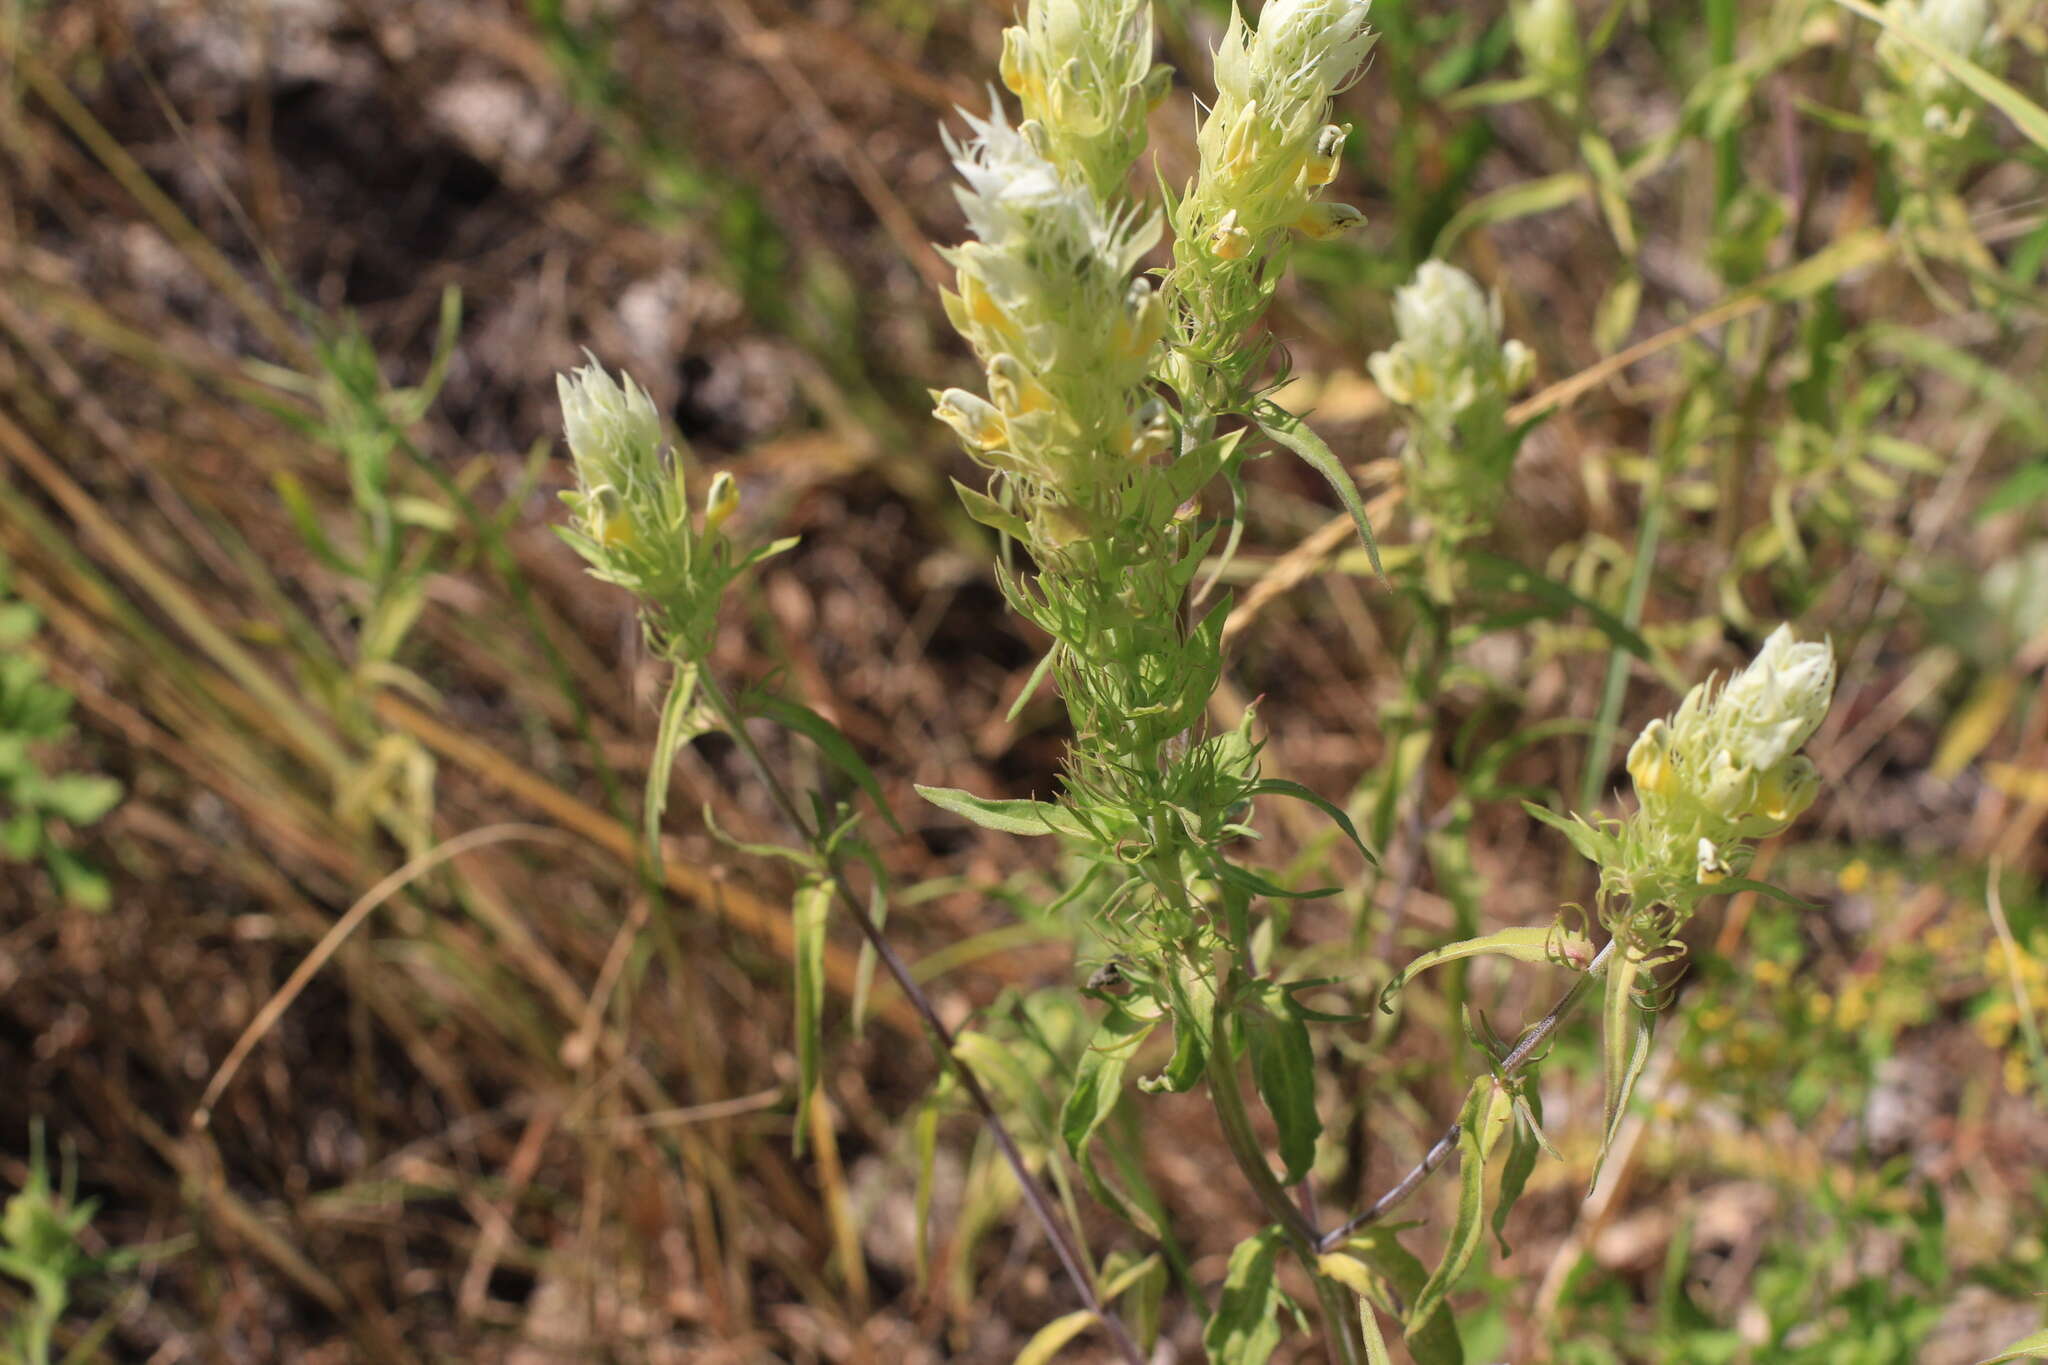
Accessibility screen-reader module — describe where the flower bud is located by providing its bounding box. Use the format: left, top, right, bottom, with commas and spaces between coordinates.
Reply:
1126, 398, 1173, 461
1711, 625, 1836, 774
1211, 210, 1253, 260
1752, 755, 1819, 826
559, 361, 663, 492
589, 484, 635, 550
1513, 0, 1582, 99
1626, 719, 1674, 801
933, 388, 1010, 452
702, 470, 740, 533
1302, 123, 1349, 187
1293, 202, 1366, 240
1696, 837, 1730, 885
987, 353, 1055, 416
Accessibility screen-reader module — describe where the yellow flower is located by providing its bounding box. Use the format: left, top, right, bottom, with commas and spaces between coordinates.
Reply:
703, 471, 740, 534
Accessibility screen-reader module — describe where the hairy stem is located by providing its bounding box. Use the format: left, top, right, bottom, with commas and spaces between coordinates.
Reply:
694, 673, 1146, 1365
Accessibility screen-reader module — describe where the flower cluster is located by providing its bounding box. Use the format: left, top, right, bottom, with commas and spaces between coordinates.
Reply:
1367, 261, 1534, 538
932, 104, 1167, 541
1172, 0, 1374, 369
1512, 0, 1583, 118
556, 362, 788, 661
999, 0, 1171, 200
1616, 625, 1836, 917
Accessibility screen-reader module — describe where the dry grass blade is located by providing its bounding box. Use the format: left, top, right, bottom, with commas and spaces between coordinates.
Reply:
191, 823, 577, 1131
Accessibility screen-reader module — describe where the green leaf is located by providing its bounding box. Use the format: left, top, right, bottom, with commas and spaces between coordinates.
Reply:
1522, 801, 1621, 868
1103, 1252, 1168, 1350
2, 808, 43, 860
1595, 946, 1655, 1187
1408, 1077, 1514, 1333
1981, 460, 2048, 516
914, 785, 1085, 837
1060, 1003, 1153, 1155
1462, 550, 1651, 659
1493, 1086, 1546, 1256
790, 878, 831, 1157
1004, 647, 1059, 724
1059, 1003, 1162, 1236
1213, 859, 1339, 902
1379, 925, 1599, 1011
1335, 1228, 1463, 1365
1975, 1328, 2048, 1364
1014, 1309, 1096, 1365
1709, 877, 1818, 911
1142, 966, 1214, 1094
952, 1031, 1046, 1123
1245, 990, 1322, 1184
953, 478, 1032, 542
45, 843, 112, 912
1359, 1296, 1395, 1365
34, 774, 122, 827
1252, 401, 1383, 581
1203, 1227, 1288, 1365
1433, 171, 1590, 257
753, 694, 903, 833
1833, 0, 2048, 153
0, 602, 40, 649
1246, 778, 1377, 865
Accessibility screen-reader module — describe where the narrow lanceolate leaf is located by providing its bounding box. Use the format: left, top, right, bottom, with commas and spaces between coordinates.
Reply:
1493, 1085, 1547, 1256
1203, 1227, 1289, 1365
1974, 1328, 2048, 1365
1379, 925, 1598, 1012
1245, 991, 1322, 1184
1014, 1309, 1097, 1365
1336, 1228, 1463, 1365
752, 694, 903, 832
1358, 1297, 1395, 1365
791, 878, 832, 1158
1460, 549, 1652, 659
1060, 1003, 1153, 1155
1059, 1004, 1162, 1238
1246, 777, 1378, 865
1407, 1077, 1514, 1335
1142, 966, 1214, 1094
1522, 801, 1622, 869
914, 784, 1085, 837
1108, 1252, 1168, 1351
1252, 400, 1383, 581
1595, 945, 1655, 1188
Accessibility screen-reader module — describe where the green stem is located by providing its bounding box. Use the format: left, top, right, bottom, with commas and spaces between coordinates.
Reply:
1203, 967, 1365, 1365
1578, 486, 1662, 815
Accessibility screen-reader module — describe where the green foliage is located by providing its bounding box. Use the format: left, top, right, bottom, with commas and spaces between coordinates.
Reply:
0, 1125, 147, 1365
0, 560, 119, 910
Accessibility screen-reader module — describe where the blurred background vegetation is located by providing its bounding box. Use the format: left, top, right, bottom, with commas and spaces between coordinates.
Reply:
0, 0, 2045, 1360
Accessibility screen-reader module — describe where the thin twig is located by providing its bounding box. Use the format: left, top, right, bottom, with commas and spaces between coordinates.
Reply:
694, 674, 1147, 1365
1317, 939, 1615, 1253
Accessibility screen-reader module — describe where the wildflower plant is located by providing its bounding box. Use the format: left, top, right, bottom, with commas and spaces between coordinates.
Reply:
913, 3, 1845, 1360
1367, 260, 1537, 548
551, 1, 1858, 1360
